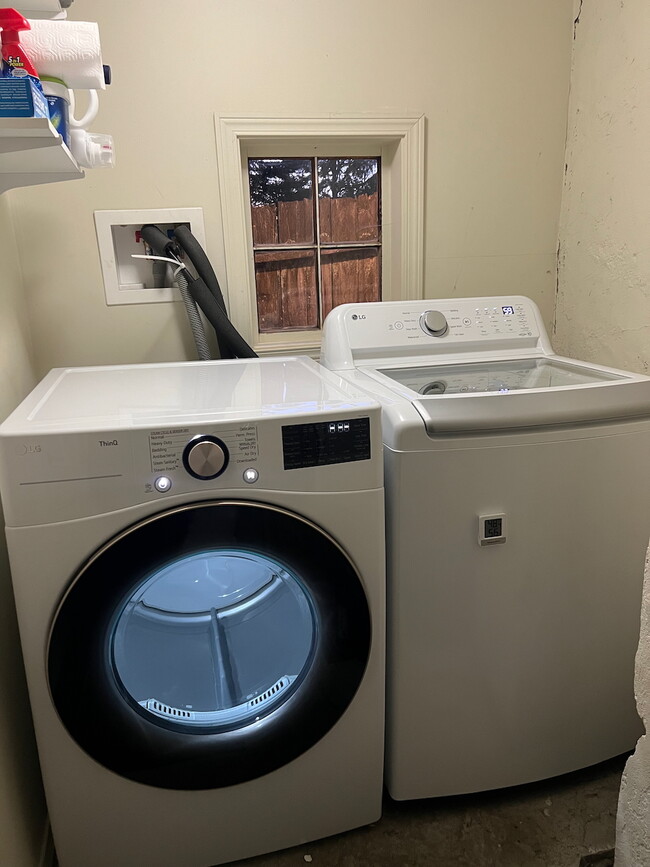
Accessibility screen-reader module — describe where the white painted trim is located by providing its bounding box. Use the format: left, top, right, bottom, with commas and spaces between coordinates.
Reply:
215, 114, 425, 353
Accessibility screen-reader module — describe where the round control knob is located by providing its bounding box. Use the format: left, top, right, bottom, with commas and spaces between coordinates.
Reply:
419, 380, 447, 395
420, 310, 449, 337
183, 436, 229, 480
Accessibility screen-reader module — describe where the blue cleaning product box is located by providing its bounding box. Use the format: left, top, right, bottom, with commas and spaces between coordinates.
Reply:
0, 72, 49, 119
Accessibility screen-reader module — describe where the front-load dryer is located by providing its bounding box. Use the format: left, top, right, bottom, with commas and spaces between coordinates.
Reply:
322, 296, 650, 801
0, 356, 385, 867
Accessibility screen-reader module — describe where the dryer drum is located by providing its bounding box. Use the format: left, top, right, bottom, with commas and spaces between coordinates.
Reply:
47, 501, 372, 790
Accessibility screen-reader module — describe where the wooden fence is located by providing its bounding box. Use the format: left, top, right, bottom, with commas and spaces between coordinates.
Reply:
251, 194, 381, 332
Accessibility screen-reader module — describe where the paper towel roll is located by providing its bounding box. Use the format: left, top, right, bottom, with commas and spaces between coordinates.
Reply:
23, 20, 105, 90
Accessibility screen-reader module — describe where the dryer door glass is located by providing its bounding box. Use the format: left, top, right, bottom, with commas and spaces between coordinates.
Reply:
111, 550, 316, 731
48, 501, 372, 790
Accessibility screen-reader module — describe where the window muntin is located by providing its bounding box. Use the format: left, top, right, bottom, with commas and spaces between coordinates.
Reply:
248, 157, 381, 334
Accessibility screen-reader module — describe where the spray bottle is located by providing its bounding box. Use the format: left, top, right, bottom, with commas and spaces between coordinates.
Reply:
0, 8, 48, 118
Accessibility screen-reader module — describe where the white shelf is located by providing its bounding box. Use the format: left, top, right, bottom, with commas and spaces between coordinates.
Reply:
15, 0, 67, 19
0, 117, 83, 194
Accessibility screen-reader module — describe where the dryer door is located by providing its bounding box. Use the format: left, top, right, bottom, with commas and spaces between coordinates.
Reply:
48, 501, 372, 790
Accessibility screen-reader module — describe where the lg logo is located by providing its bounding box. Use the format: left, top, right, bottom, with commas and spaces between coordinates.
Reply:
351, 314, 367, 321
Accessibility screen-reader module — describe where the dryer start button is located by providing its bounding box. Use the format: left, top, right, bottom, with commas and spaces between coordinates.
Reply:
183, 436, 229, 480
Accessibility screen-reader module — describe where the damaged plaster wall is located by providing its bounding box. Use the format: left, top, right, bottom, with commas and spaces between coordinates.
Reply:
555, 0, 650, 371
556, 2, 650, 864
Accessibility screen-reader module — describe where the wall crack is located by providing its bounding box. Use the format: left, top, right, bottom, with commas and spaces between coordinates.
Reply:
574, 0, 584, 39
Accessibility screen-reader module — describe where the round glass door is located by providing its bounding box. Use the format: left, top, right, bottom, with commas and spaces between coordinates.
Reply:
112, 550, 317, 732
48, 501, 371, 790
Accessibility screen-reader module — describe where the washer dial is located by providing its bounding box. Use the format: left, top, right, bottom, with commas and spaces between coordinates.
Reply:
420, 310, 449, 337
183, 436, 229, 480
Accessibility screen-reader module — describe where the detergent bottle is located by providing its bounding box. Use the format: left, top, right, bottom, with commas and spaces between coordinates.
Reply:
0, 8, 48, 118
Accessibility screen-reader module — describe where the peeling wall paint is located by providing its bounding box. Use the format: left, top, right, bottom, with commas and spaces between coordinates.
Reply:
555, 0, 650, 374
555, 1, 650, 863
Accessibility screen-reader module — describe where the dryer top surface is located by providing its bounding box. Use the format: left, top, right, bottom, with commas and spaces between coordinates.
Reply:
0, 356, 378, 434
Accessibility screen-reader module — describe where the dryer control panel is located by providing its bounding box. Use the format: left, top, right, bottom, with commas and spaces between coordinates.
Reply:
282, 417, 371, 470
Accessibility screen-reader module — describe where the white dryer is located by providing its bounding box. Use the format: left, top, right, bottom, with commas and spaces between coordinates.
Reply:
0, 356, 385, 867
322, 296, 650, 800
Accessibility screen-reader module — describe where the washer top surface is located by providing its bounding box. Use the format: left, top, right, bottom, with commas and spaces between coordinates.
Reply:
1, 356, 377, 434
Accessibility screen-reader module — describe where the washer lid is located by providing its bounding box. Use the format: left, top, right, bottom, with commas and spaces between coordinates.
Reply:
365, 356, 650, 433
380, 357, 624, 395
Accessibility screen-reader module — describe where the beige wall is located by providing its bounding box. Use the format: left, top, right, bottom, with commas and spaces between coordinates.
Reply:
554, 1, 650, 862
0, 4, 574, 862
0, 194, 47, 867
9, 0, 573, 377
555, 0, 650, 369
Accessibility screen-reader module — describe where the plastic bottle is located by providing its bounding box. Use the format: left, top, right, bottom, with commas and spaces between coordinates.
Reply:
41, 77, 70, 147
0, 8, 41, 80
0, 8, 48, 118
69, 128, 115, 169
68, 89, 99, 131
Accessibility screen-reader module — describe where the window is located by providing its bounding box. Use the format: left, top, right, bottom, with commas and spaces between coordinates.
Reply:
249, 157, 381, 333
216, 115, 425, 354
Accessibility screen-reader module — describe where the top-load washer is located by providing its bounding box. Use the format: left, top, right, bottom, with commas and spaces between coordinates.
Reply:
321, 295, 650, 800
0, 356, 385, 867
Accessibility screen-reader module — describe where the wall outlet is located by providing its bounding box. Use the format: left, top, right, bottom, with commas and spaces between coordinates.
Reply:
94, 208, 207, 305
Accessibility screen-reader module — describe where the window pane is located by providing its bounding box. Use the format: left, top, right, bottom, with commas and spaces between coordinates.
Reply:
318, 158, 380, 244
320, 247, 381, 321
255, 249, 319, 332
249, 158, 314, 246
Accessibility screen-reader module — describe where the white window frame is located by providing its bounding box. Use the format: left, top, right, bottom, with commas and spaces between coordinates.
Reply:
215, 114, 425, 355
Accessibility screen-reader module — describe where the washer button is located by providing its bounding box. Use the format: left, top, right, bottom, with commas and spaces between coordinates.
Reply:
243, 468, 259, 484
154, 476, 172, 492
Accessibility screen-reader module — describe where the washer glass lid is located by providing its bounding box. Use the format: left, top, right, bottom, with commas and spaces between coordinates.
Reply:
378, 358, 624, 396
112, 550, 316, 732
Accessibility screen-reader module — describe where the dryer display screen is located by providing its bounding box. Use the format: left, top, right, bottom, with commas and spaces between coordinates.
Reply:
282, 417, 371, 470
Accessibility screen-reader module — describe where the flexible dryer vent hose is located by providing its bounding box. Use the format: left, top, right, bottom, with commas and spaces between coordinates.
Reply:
175, 271, 211, 360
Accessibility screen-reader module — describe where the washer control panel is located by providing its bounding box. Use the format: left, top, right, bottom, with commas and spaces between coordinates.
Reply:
330, 297, 543, 358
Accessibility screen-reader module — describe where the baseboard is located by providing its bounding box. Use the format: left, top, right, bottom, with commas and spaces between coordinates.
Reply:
38, 819, 55, 867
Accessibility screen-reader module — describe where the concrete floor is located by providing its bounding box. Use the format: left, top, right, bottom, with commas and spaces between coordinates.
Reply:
237, 755, 625, 867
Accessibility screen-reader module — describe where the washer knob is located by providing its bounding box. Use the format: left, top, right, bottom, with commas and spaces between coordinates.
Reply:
183, 436, 228, 480
420, 310, 449, 337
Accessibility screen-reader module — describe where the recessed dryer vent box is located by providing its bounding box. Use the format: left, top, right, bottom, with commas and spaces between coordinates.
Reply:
94, 208, 207, 306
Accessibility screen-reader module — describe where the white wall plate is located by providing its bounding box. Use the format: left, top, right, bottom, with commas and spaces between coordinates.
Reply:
94, 208, 207, 306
